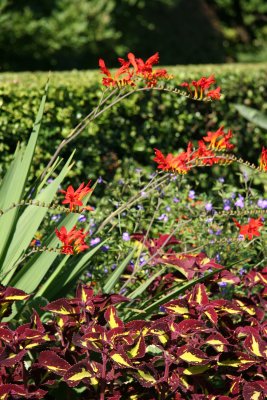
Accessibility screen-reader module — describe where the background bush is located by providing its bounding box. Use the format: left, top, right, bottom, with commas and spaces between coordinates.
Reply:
0, 0, 266, 71
0, 64, 267, 187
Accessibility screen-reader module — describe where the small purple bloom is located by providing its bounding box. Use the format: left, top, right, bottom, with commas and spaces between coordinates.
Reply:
158, 213, 168, 222
239, 267, 246, 275
173, 197, 180, 203
98, 176, 103, 184
234, 194, 244, 208
257, 199, 267, 209
223, 199, 231, 211
47, 178, 54, 184
118, 179, 124, 185
188, 190, 195, 199
51, 214, 61, 222
90, 237, 101, 246
86, 272, 92, 278
104, 268, 109, 273
78, 214, 87, 223
215, 229, 222, 236
218, 177, 224, 183
35, 240, 41, 247
141, 191, 147, 197
159, 306, 166, 313
215, 253, 221, 262
218, 281, 227, 287
122, 232, 131, 241
136, 204, 144, 210
111, 264, 117, 270
165, 206, 171, 212
208, 228, 214, 235
205, 202, 213, 212
101, 245, 110, 252
135, 168, 142, 173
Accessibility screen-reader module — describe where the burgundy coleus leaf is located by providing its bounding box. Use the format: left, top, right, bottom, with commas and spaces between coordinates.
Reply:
173, 319, 207, 335
42, 298, 79, 315
188, 283, 209, 307
0, 384, 27, 399
206, 333, 229, 352
0, 327, 13, 342
235, 352, 259, 371
127, 334, 146, 359
107, 327, 135, 346
227, 374, 244, 395
92, 293, 130, 310
104, 305, 124, 329
64, 361, 94, 387
163, 254, 196, 279
209, 299, 241, 315
0, 347, 27, 367
75, 284, 95, 314
30, 309, 45, 332
243, 381, 266, 400
133, 365, 157, 388
218, 270, 240, 285
203, 306, 218, 325
38, 350, 71, 376
0, 286, 30, 302
176, 345, 209, 365
243, 334, 267, 359
17, 328, 50, 349
110, 347, 135, 369
163, 299, 189, 316
73, 331, 104, 352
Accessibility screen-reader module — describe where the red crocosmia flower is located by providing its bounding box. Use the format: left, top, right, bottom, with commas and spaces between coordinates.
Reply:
99, 52, 171, 88
61, 181, 92, 211
180, 75, 221, 100
99, 58, 133, 87
55, 226, 89, 254
233, 217, 264, 240
206, 86, 221, 100
153, 143, 194, 174
259, 147, 267, 171
203, 126, 235, 151
194, 141, 219, 166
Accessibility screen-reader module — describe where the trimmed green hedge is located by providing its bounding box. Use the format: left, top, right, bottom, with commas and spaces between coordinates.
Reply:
0, 64, 267, 184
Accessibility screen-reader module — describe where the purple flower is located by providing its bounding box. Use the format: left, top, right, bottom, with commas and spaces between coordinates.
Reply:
159, 306, 166, 313
118, 179, 124, 185
218, 281, 227, 287
86, 272, 92, 278
104, 268, 109, 273
90, 237, 101, 246
218, 177, 224, 183
158, 213, 168, 222
239, 267, 246, 275
111, 264, 117, 270
47, 178, 54, 184
122, 232, 131, 241
34, 240, 41, 247
135, 168, 142, 173
78, 214, 87, 222
234, 195, 244, 208
173, 197, 180, 203
188, 190, 195, 199
215, 229, 222, 236
208, 228, 214, 234
215, 253, 221, 262
165, 206, 171, 212
141, 191, 147, 197
223, 199, 231, 211
257, 199, 267, 209
136, 204, 144, 210
98, 176, 103, 184
205, 202, 213, 212
51, 214, 61, 222
101, 245, 110, 252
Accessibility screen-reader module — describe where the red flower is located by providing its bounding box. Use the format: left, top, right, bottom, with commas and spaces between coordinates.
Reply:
259, 147, 267, 171
55, 226, 89, 254
153, 143, 194, 174
99, 52, 171, 88
61, 181, 92, 211
180, 75, 221, 100
203, 126, 234, 151
233, 218, 264, 240
194, 141, 219, 166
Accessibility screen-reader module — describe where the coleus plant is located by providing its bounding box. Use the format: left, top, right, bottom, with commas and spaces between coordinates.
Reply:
0, 276, 266, 399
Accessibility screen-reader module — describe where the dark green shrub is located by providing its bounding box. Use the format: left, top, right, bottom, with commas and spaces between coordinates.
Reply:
0, 64, 266, 185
